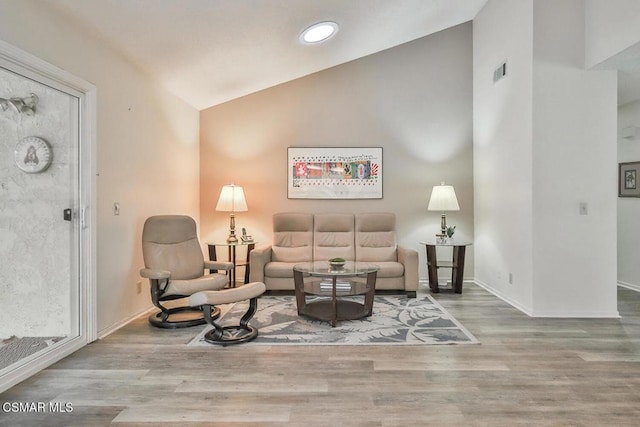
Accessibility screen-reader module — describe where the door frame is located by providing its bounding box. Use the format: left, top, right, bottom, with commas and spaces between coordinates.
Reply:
0, 40, 97, 393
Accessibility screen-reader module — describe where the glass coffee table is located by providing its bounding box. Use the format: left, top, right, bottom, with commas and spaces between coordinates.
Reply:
293, 261, 379, 327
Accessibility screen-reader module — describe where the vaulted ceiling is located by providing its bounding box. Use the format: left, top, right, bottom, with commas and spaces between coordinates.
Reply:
43, 0, 640, 109
44, 0, 488, 110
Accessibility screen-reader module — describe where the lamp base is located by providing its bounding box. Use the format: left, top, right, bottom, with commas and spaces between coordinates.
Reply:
440, 213, 448, 235
227, 213, 238, 244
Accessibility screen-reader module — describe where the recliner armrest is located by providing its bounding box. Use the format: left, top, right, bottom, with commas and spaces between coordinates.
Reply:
140, 268, 171, 280
204, 261, 234, 271
397, 245, 419, 292
249, 245, 272, 283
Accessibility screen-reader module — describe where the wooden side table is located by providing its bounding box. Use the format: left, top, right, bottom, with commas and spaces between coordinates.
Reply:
207, 241, 256, 287
420, 239, 472, 294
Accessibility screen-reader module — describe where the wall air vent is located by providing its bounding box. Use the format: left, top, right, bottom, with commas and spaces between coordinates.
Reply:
493, 62, 507, 83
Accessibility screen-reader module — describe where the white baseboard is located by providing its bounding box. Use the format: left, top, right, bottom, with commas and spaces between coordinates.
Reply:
97, 305, 155, 339
472, 278, 535, 316
475, 278, 620, 317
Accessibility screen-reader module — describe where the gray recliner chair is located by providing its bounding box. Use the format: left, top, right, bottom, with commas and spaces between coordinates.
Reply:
140, 215, 266, 344
140, 215, 234, 328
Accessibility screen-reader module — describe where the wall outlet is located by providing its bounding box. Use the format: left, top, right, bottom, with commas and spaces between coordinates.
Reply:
136, 281, 142, 294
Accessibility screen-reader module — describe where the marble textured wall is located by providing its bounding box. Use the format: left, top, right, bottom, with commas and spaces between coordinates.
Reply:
0, 67, 76, 339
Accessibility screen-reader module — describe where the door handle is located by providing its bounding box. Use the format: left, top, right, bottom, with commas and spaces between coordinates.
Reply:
81, 207, 87, 229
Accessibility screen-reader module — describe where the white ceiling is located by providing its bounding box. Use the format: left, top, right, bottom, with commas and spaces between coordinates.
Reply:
44, 0, 488, 110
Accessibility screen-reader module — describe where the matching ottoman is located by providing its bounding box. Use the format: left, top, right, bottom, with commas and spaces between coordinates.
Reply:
189, 281, 266, 346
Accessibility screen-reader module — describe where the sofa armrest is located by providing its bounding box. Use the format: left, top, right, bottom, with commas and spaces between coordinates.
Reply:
249, 245, 272, 283
398, 245, 419, 292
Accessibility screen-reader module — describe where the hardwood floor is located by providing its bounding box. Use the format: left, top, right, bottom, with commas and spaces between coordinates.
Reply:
2, 284, 640, 426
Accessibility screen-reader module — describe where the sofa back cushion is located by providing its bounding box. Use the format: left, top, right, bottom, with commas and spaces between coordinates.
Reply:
355, 212, 397, 262
313, 213, 355, 261
272, 212, 314, 262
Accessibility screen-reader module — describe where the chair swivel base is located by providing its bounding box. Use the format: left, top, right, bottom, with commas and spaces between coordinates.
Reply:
148, 305, 221, 329
203, 325, 258, 346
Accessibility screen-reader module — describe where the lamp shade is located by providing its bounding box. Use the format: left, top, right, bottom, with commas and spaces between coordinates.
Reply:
427, 184, 460, 211
215, 184, 248, 212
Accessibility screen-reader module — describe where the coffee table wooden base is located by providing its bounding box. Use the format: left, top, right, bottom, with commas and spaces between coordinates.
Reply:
293, 263, 378, 328
298, 299, 372, 327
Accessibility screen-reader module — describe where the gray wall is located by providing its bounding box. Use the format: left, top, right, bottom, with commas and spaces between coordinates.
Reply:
474, 0, 618, 317
200, 23, 474, 281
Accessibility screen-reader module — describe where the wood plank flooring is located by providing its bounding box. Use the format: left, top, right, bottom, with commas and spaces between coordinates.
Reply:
2, 284, 640, 426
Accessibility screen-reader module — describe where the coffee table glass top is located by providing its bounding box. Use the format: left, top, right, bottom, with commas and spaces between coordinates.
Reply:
293, 261, 379, 277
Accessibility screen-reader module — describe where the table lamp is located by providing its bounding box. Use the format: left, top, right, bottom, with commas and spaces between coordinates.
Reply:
216, 184, 248, 243
427, 182, 460, 237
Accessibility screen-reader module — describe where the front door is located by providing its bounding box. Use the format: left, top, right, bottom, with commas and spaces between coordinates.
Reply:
0, 41, 96, 392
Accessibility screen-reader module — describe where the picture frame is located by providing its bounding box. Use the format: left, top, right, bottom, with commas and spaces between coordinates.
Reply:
619, 161, 640, 198
288, 147, 383, 199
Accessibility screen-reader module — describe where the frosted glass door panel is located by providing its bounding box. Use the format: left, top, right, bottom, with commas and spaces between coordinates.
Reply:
0, 66, 80, 370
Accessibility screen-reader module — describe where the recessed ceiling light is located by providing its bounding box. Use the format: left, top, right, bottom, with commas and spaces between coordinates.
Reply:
299, 21, 339, 44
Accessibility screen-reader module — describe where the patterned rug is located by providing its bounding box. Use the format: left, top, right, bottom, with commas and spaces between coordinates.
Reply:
189, 294, 479, 346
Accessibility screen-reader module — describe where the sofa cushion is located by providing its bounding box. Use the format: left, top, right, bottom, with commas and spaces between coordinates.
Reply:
355, 212, 398, 262
371, 261, 405, 278
272, 244, 313, 263
272, 212, 313, 262
313, 213, 355, 261
264, 261, 297, 278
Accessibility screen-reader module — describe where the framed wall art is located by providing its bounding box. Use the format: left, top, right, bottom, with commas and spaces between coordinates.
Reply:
619, 161, 640, 197
288, 147, 383, 199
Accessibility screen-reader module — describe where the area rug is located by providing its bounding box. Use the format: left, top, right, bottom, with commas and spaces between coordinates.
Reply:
189, 294, 479, 346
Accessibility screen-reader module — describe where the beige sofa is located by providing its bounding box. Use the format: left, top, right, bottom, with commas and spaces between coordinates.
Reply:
249, 212, 419, 296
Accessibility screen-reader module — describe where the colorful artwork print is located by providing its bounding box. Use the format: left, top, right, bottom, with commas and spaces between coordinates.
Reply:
288, 147, 383, 199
